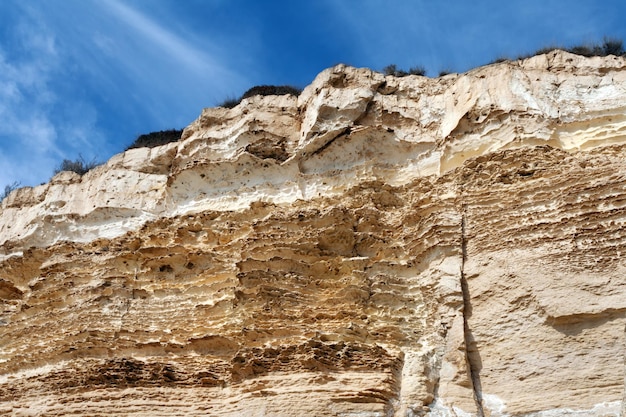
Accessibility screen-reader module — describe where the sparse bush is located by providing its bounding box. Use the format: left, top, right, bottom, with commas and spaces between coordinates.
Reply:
1, 181, 20, 202
536, 46, 561, 55
53, 155, 100, 176
383, 64, 427, 77
438, 69, 453, 77
601, 37, 624, 56
489, 56, 510, 64
126, 129, 183, 150
383, 64, 405, 77
564, 38, 625, 57
515, 37, 625, 61
240, 85, 302, 100
218, 85, 302, 109
568, 44, 602, 57
408, 66, 427, 76
219, 97, 240, 109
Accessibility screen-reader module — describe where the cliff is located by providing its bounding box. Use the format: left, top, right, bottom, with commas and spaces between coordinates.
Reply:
1, 50, 625, 416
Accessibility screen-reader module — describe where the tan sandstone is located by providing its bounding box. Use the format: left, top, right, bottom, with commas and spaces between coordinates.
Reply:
1, 50, 625, 416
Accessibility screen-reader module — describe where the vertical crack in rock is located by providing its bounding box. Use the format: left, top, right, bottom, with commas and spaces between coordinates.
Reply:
621, 323, 626, 417
460, 202, 485, 417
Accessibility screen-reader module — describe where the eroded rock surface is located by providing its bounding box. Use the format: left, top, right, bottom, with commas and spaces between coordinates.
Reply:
1, 50, 625, 416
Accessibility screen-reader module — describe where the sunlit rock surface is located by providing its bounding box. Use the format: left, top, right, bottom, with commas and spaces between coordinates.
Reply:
1, 50, 625, 416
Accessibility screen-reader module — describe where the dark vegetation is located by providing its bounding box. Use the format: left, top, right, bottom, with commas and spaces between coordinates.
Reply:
385, 38, 625, 77
126, 129, 183, 150
219, 97, 241, 109
0, 181, 20, 202
241, 85, 303, 99
219, 85, 302, 108
2, 155, 100, 203
382, 64, 427, 77
549, 37, 624, 57
53, 155, 101, 176
495, 37, 626, 63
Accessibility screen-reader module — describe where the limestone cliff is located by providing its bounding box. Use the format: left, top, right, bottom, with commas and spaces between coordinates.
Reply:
1, 50, 625, 416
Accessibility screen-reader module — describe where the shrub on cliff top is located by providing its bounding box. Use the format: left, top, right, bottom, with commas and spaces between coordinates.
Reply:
53, 155, 100, 176
600, 38, 625, 56
495, 37, 626, 63
126, 129, 183, 150
218, 85, 302, 109
219, 97, 241, 109
528, 38, 625, 58
240, 85, 302, 100
383, 64, 427, 77
1, 181, 20, 202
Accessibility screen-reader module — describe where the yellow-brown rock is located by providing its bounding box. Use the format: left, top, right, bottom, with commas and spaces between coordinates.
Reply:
1, 50, 625, 416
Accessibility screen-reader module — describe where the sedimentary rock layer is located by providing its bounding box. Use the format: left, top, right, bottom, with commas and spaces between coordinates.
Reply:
2, 50, 625, 258
1, 50, 625, 416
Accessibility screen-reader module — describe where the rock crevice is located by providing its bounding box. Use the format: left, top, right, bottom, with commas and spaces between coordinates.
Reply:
460, 203, 485, 417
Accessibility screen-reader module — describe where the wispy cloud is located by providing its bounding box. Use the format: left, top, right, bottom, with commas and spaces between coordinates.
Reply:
0, 12, 61, 188
0, 0, 249, 189
103, 0, 224, 77
94, 0, 247, 109
0, 3, 113, 190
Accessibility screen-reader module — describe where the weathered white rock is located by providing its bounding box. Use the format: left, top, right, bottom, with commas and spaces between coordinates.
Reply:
2, 51, 625, 259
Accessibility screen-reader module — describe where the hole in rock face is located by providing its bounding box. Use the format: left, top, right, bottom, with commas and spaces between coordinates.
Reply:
159, 265, 174, 273
0, 280, 23, 300
245, 138, 289, 162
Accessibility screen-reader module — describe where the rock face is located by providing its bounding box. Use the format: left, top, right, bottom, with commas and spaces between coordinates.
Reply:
1, 50, 625, 416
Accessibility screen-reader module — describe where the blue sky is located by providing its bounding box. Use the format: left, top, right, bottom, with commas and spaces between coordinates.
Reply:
1, 0, 625, 189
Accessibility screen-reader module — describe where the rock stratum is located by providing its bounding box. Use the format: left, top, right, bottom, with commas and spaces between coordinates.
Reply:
1, 50, 626, 416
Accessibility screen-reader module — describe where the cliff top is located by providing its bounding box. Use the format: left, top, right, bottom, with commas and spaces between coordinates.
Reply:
1, 49, 625, 258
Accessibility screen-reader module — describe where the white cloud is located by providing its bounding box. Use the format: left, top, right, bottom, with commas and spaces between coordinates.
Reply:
0, 1, 254, 190
0, 6, 105, 189
97, 0, 247, 106
0, 31, 58, 186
